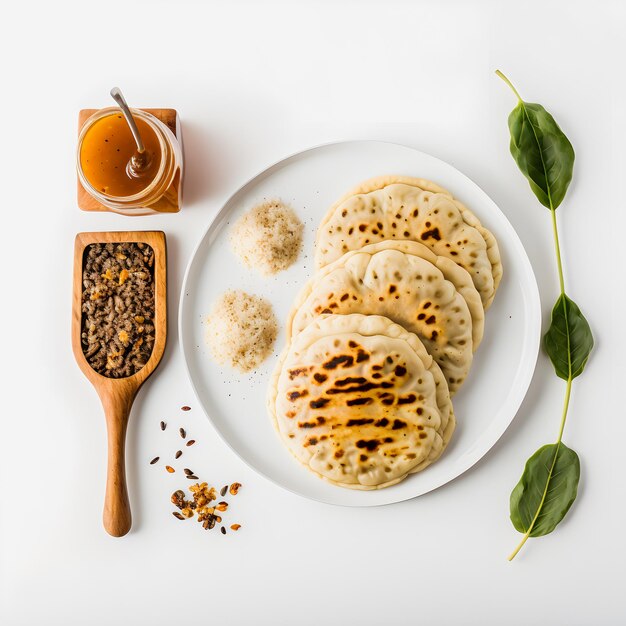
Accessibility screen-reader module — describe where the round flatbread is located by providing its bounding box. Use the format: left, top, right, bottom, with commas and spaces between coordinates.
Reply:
288, 243, 476, 393
315, 175, 502, 309
268, 314, 455, 489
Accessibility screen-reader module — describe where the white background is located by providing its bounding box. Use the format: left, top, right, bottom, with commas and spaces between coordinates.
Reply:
1, 1, 624, 624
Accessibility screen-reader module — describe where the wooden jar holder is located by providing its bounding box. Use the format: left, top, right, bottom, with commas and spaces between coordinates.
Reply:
77, 108, 181, 212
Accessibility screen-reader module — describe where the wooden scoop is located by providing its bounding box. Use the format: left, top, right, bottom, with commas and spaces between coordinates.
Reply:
72, 231, 167, 537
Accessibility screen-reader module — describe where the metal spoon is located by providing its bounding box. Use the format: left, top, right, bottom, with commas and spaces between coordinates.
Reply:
110, 87, 149, 173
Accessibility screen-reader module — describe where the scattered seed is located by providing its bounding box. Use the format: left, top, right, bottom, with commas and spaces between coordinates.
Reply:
229, 482, 242, 495
216, 502, 228, 512
220, 485, 228, 497
221, 526, 226, 535
149, 456, 160, 465
186, 475, 199, 480
181, 406, 191, 411
203, 519, 210, 529
230, 524, 241, 531
175, 450, 183, 459
165, 466, 175, 473
171, 490, 186, 508
172, 512, 185, 520
179, 428, 186, 439
184, 468, 194, 476
160, 421, 166, 431
207, 515, 217, 530
186, 440, 196, 447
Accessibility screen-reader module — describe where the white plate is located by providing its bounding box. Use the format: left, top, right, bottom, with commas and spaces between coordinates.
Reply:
179, 140, 541, 506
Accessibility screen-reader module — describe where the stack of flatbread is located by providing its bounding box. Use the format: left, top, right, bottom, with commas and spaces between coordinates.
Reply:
268, 176, 502, 489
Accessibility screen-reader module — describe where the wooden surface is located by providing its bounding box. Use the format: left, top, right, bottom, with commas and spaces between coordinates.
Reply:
72, 231, 167, 536
77, 109, 179, 212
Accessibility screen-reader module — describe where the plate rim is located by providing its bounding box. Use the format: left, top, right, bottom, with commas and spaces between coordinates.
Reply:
178, 139, 542, 507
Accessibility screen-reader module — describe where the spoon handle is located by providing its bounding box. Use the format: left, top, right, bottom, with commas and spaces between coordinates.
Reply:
99, 384, 136, 537
110, 87, 145, 154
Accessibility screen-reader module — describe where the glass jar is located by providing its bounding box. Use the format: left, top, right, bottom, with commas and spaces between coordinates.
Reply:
77, 107, 183, 216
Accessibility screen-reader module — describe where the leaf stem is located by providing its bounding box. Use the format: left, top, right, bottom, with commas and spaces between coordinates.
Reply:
508, 529, 531, 561
556, 377, 572, 442
550, 207, 566, 295
495, 70, 523, 102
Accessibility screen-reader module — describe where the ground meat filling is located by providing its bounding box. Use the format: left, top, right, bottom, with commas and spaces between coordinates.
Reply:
81, 242, 155, 378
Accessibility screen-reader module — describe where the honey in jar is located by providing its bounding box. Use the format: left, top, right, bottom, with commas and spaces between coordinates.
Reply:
77, 107, 182, 215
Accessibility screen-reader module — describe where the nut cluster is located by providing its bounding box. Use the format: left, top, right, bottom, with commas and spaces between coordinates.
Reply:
171, 482, 242, 533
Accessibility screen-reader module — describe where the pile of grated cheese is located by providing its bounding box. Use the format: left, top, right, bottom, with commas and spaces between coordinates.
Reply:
206, 290, 277, 372
230, 199, 303, 275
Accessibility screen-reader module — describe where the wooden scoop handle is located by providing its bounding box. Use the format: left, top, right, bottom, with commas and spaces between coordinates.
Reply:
99, 385, 136, 537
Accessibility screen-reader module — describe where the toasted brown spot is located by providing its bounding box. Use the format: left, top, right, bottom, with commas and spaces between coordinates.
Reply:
421, 227, 441, 241
394, 365, 407, 376
327, 381, 392, 395
335, 376, 367, 387
323, 354, 354, 370
425, 315, 436, 325
310, 398, 330, 409
287, 389, 308, 401
398, 394, 417, 405
288, 367, 309, 379
380, 394, 395, 406
356, 349, 370, 362
346, 397, 374, 406
356, 439, 379, 452
313, 372, 328, 383
392, 419, 407, 430
346, 418, 374, 427
375, 418, 390, 427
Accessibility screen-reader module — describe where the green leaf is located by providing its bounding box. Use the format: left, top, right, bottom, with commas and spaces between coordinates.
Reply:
544, 294, 594, 381
498, 71, 575, 210
510, 442, 580, 538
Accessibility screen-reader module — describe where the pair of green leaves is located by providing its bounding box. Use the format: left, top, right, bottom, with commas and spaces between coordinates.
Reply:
498, 71, 593, 559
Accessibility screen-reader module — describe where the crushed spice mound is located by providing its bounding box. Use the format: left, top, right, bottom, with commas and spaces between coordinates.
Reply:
230, 199, 303, 276
206, 290, 277, 372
